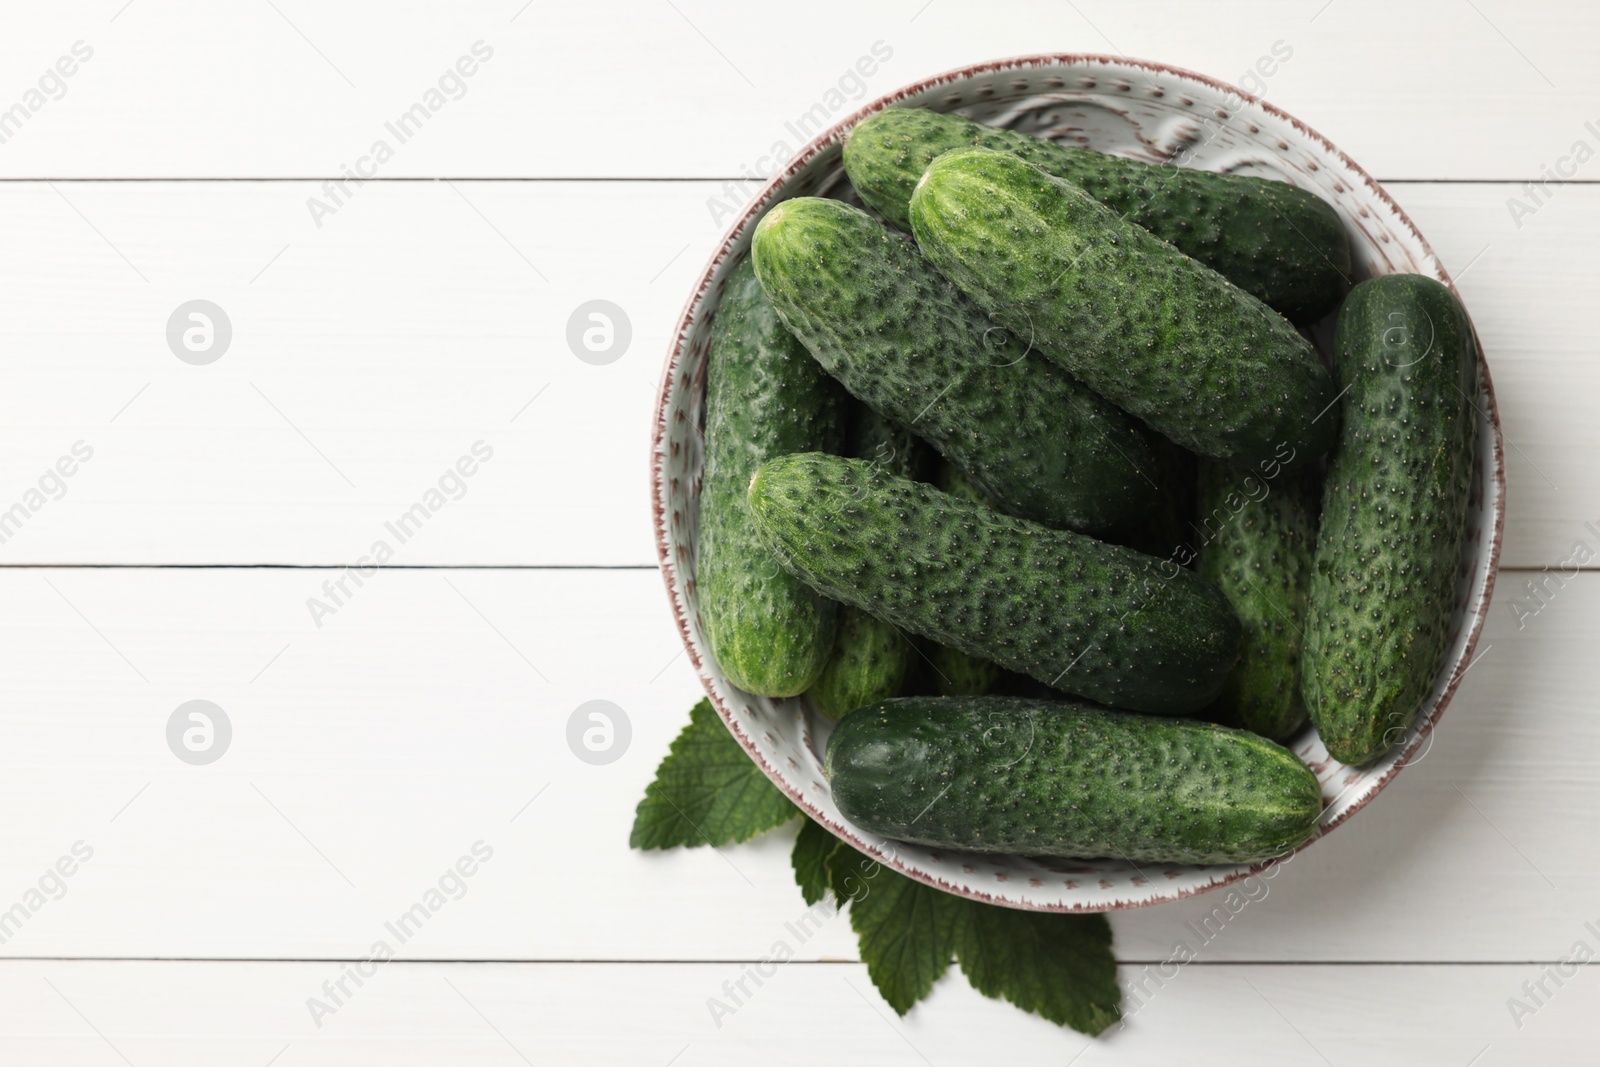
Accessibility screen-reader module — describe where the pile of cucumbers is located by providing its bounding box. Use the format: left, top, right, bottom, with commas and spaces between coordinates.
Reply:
694, 107, 1479, 867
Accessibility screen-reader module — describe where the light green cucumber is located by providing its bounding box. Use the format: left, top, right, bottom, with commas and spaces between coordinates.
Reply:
908, 148, 1338, 469
1197, 458, 1320, 743
825, 696, 1323, 864
845, 107, 1351, 321
696, 257, 848, 696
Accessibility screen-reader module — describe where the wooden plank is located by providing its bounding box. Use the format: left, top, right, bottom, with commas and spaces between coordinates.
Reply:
1389, 181, 1600, 572
0, 179, 1589, 568
0, 1, 1590, 180
0, 959, 1587, 1063
0, 179, 699, 567
0, 566, 1586, 962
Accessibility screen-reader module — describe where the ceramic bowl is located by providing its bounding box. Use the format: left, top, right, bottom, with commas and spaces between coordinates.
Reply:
651, 54, 1505, 911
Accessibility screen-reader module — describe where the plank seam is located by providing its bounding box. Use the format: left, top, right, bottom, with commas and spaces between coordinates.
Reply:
0, 177, 1582, 185
0, 957, 1577, 966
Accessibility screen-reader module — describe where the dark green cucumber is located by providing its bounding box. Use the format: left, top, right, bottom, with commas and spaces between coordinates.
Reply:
809, 408, 927, 718
752, 195, 1163, 536
696, 257, 848, 696
826, 696, 1322, 864
909, 148, 1338, 469
845, 108, 1351, 322
1303, 274, 1477, 765
747, 453, 1240, 715
1197, 457, 1320, 743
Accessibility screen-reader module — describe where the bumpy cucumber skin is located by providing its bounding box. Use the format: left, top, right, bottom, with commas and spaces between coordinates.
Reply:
1197, 458, 1320, 743
909, 148, 1338, 469
1303, 274, 1477, 765
751, 196, 1163, 536
844, 108, 1351, 322
695, 258, 848, 697
809, 408, 927, 719
810, 606, 913, 719
925, 459, 1004, 696
825, 696, 1323, 864
747, 453, 1241, 716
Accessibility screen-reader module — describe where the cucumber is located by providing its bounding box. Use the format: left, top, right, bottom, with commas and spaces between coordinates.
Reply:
925, 460, 1003, 696
696, 257, 848, 697
908, 148, 1338, 469
825, 696, 1323, 864
747, 452, 1240, 715
752, 195, 1163, 536
808, 408, 927, 718
845, 108, 1351, 322
1303, 274, 1477, 765
1197, 457, 1320, 743
810, 607, 913, 719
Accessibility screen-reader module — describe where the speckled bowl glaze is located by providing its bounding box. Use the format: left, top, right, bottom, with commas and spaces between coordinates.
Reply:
651, 55, 1505, 911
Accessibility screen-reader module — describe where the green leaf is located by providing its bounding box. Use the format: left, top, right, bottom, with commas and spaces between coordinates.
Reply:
635, 710, 1123, 1036
953, 906, 1121, 1036
818, 834, 1122, 1034
629, 698, 799, 850
826, 844, 962, 1015
792, 817, 842, 906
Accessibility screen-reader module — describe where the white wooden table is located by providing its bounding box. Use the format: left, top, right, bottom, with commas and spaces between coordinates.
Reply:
0, 2, 1593, 1062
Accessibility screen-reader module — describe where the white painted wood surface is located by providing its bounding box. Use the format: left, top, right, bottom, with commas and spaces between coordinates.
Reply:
0, 566, 1588, 967
0, 0, 1594, 1059
0, 0, 1593, 182
1, 960, 1588, 1065
0, 179, 1592, 569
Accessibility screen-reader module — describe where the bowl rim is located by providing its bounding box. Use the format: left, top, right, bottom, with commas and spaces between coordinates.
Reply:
650, 52, 1507, 911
